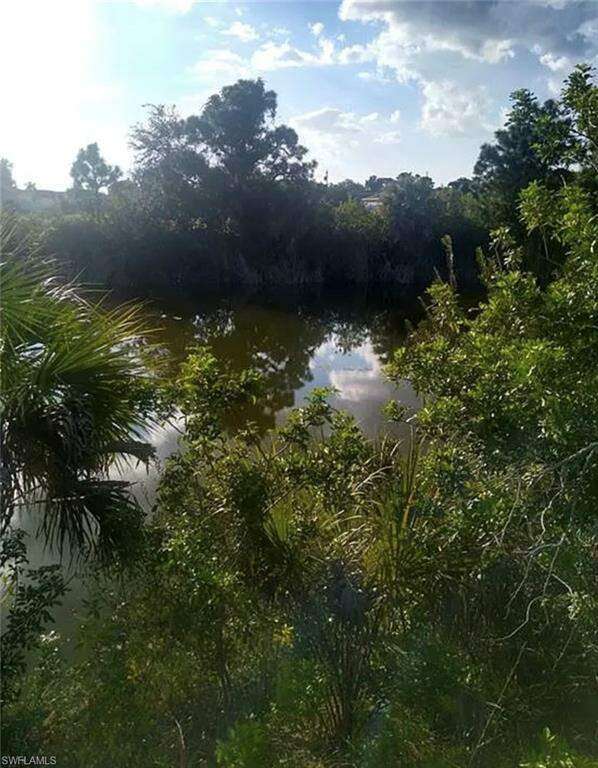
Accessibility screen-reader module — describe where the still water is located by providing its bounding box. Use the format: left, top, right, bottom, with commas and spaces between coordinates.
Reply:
133, 291, 421, 495
22, 289, 422, 633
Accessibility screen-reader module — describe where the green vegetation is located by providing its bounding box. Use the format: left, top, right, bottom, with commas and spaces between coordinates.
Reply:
0, 225, 164, 693
3, 76, 485, 292
4, 67, 594, 295
2, 65, 597, 295
1, 66, 597, 766
5, 67, 595, 293
69, 143, 123, 217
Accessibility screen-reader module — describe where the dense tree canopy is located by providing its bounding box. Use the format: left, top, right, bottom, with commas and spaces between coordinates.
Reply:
190, 78, 314, 186
5, 66, 597, 295
130, 79, 313, 204
535, 63, 598, 178
474, 91, 566, 229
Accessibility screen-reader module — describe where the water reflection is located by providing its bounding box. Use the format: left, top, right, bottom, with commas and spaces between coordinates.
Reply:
148, 290, 419, 439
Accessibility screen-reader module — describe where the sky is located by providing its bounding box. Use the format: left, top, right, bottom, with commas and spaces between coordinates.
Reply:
1, 0, 596, 190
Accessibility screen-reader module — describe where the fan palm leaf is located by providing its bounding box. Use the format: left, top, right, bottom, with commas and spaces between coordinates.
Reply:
1, 220, 159, 561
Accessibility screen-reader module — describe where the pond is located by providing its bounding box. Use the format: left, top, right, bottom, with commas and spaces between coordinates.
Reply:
20, 288, 424, 636
139, 288, 422, 475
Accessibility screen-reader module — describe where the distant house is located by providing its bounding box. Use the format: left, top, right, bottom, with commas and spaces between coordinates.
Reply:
361, 195, 385, 212
2, 187, 68, 214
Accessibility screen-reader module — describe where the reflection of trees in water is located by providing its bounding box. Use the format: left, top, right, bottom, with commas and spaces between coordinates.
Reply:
147, 288, 418, 433
197, 305, 327, 431
296, 292, 412, 369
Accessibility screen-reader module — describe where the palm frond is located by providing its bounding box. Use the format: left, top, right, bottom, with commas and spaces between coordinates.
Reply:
1, 226, 159, 560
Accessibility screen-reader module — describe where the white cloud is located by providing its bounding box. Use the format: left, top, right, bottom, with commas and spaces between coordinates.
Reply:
338, 2, 517, 89
480, 39, 515, 64
251, 41, 310, 70
357, 69, 393, 84
338, 0, 598, 110
292, 108, 380, 136
390, 110, 401, 124
318, 36, 337, 66
539, 51, 575, 94
204, 16, 221, 28
420, 81, 493, 138
268, 25, 291, 38
364, 27, 418, 84
540, 52, 573, 72
222, 20, 258, 43
339, 0, 597, 67
191, 29, 389, 80
249, 35, 335, 71
374, 130, 402, 145
194, 15, 433, 80
188, 49, 251, 84
532, 0, 572, 8
290, 108, 403, 180
578, 18, 598, 42
189, 40, 329, 85
337, 44, 373, 65
338, 0, 597, 148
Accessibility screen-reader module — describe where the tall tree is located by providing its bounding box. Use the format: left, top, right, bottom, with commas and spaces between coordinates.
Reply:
473, 90, 569, 228
323, 178, 367, 205
382, 173, 446, 281
534, 63, 598, 185
384, 173, 440, 243
70, 143, 122, 197
131, 79, 315, 199
447, 176, 478, 195
189, 78, 315, 188
130, 79, 317, 274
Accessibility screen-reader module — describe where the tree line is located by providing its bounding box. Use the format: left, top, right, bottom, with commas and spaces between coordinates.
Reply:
4, 66, 596, 294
